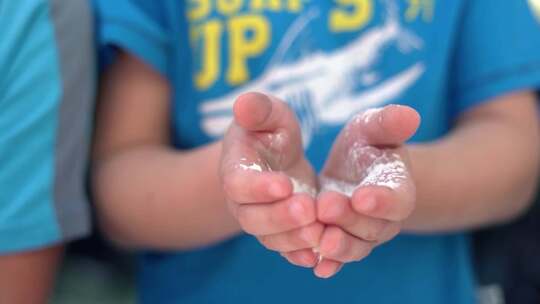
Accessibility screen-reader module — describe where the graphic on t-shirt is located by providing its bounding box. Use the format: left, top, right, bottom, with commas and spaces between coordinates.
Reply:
197, 0, 425, 146
529, 0, 540, 21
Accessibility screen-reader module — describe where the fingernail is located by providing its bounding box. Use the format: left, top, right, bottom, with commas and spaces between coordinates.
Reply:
314, 269, 326, 279
312, 247, 324, 265
360, 197, 377, 213
315, 269, 332, 279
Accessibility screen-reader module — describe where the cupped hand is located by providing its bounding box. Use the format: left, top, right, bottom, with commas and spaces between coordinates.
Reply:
313, 105, 421, 278
220, 92, 322, 268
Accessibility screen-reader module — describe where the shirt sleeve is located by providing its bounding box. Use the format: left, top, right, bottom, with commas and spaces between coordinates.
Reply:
93, 0, 171, 76
449, 0, 540, 116
0, 0, 94, 253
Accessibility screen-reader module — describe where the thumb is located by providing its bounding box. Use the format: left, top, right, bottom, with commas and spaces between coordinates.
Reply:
346, 105, 421, 147
233, 92, 301, 136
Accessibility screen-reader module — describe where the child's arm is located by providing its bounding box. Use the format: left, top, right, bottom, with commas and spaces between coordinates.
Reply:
0, 247, 62, 304
310, 92, 539, 278
93, 52, 239, 249
406, 91, 539, 231
93, 52, 321, 256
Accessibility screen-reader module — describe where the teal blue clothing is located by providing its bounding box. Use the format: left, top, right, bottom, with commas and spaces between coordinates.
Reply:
94, 0, 540, 303
0, 0, 95, 253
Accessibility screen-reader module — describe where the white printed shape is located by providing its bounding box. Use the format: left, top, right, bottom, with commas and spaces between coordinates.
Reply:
200, 0, 425, 147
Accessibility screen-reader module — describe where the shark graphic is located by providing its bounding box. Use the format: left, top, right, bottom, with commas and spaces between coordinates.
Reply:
199, 0, 425, 146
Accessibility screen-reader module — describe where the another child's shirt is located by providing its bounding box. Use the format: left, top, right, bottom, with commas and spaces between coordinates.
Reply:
94, 0, 540, 303
0, 0, 95, 253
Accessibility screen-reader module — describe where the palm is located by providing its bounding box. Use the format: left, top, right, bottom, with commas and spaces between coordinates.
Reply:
311, 105, 421, 279
221, 92, 317, 198
220, 92, 323, 271
320, 108, 413, 195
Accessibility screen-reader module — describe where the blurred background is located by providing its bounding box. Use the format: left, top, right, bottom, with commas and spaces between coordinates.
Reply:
51, 233, 135, 304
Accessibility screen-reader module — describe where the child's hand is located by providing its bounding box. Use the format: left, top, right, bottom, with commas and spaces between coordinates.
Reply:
220, 92, 323, 267
314, 105, 420, 278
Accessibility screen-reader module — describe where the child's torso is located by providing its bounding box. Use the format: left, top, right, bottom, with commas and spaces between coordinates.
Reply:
139, 2, 475, 304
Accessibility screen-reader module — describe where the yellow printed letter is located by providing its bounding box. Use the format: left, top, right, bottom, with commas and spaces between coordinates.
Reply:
329, 0, 372, 32
405, 0, 434, 22
227, 15, 270, 85
193, 20, 222, 90
287, 0, 303, 12
251, 0, 282, 11
188, 0, 211, 21
217, 0, 243, 15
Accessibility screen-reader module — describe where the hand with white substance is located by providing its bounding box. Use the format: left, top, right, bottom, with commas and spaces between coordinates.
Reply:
220, 92, 323, 267
314, 105, 420, 278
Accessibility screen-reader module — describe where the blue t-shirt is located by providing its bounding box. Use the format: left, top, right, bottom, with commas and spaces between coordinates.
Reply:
94, 0, 540, 303
0, 0, 94, 253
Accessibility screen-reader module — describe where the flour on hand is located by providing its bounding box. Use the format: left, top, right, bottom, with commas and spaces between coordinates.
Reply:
319, 176, 357, 197
238, 163, 263, 172
321, 147, 407, 197
236, 157, 265, 172
290, 177, 317, 197
359, 156, 406, 189
358, 107, 383, 124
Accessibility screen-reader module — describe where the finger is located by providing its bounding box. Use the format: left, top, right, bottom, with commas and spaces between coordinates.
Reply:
234, 92, 300, 135
236, 193, 316, 235
313, 258, 343, 279
318, 226, 374, 263
317, 190, 351, 223
222, 169, 292, 204
318, 191, 395, 242
352, 182, 415, 222
281, 249, 319, 268
257, 222, 324, 252
346, 105, 420, 147
376, 222, 402, 244
232, 92, 304, 168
